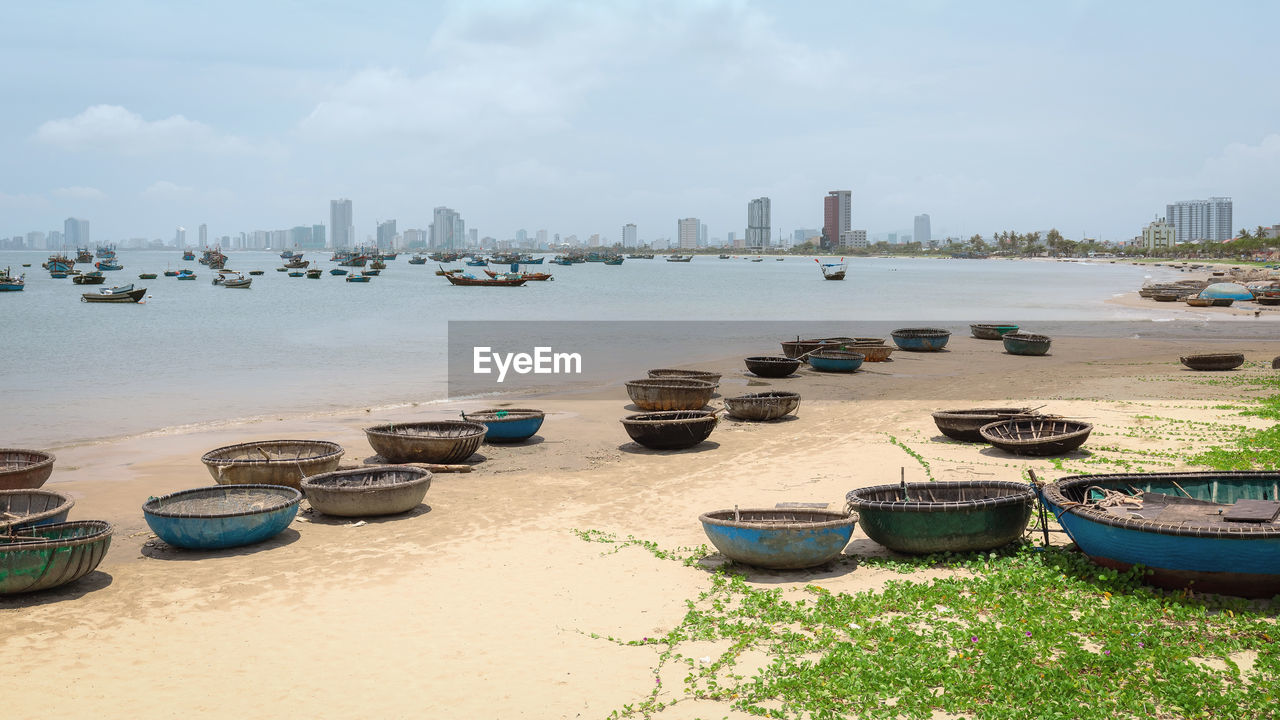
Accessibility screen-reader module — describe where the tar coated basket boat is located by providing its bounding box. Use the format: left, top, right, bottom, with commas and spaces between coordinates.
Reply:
931, 407, 1039, 443
625, 378, 717, 411
723, 391, 800, 421
807, 350, 865, 373
0, 489, 75, 532
1038, 471, 1280, 598
364, 421, 487, 463
301, 466, 432, 517
142, 484, 301, 550
699, 508, 856, 569
200, 440, 345, 490
979, 417, 1093, 457
1179, 353, 1245, 371
621, 410, 717, 450
970, 324, 1019, 340
0, 449, 55, 490
0, 520, 113, 594
890, 328, 952, 352
1002, 332, 1052, 356
646, 368, 723, 385
743, 356, 801, 378
845, 481, 1035, 554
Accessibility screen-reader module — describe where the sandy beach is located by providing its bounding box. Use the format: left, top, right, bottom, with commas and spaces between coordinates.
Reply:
4, 330, 1279, 718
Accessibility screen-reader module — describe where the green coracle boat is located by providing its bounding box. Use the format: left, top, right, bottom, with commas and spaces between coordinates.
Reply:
0, 520, 113, 594
845, 480, 1035, 554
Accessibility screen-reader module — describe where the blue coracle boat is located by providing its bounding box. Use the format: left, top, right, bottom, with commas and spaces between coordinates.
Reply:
891, 327, 952, 351
699, 508, 856, 569
808, 350, 864, 373
1040, 471, 1280, 598
463, 408, 545, 443
143, 484, 301, 550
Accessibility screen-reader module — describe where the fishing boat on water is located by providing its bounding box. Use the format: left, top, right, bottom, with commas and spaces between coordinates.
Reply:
816, 258, 847, 280
346, 274, 371, 283
221, 274, 252, 288
43, 254, 74, 273
603, 256, 624, 265
484, 267, 552, 281
283, 256, 309, 268
288, 270, 305, 277
200, 248, 228, 269
72, 271, 106, 285
75, 248, 93, 264
666, 255, 693, 263
306, 268, 323, 278
626, 253, 655, 259
280, 249, 296, 259
81, 284, 146, 303
465, 258, 488, 267
441, 266, 527, 286
182, 250, 195, 261
0, 267, 25, 292
408, 254, 428, 265
95, 244, 117, 258
176, 269, 196, 280
95, 259, 123, 271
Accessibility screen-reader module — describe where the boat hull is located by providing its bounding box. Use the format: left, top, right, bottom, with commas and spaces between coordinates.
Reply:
699, 509, 855, 569
0, 521, 113, 594
81, 288, 146, 303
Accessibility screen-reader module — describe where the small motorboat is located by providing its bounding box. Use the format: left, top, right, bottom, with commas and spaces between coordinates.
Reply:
72, 271, 106, 285
82, 285, 146, 303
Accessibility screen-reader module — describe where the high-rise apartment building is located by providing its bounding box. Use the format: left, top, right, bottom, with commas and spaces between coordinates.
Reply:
64, 217, 89, 248
839, 229, 869, 249
431, 207, 463, 249
515, 229, 528, 246
914, 214, 931, 247
288, 225, 313, 248
823, 191, 851, 250
1142, 218, 1175, 252
330, 199, 353, 248
678, 218, 700, 250
174, 227, 186, 246
312, 225, 325, 249
536, 229, 548, 248
747, 197, 771, 249
376, 219, 397, 249
622, 223, 637, 247
1166, 197, 1232, 243
198, 223, 207, 247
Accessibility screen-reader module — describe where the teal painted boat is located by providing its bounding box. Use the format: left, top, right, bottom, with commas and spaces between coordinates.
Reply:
143, 485, 300, 550
1002, 332, 1051, 356
699, 508, 856, 569
891, 327, 951, 351
0, 520, 113, 594
846, 480, 1035, 554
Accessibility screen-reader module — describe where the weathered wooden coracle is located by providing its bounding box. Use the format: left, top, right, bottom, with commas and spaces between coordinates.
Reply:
0, 489, 75, 532
200, 440, 344, 489
0, 449, 55, 490
807, 350, 864, 373
143, 484, 301, 550
1002, 332, 1052, 356
846, 481, 1035, 554
699, 508, 856, 569
0, 520, 113, 594
621, 410, 717, 450
647, 368, 722, 385
890, 328, 951, 351
979, 417, 1092, 456
744, 356, 801, 378
625, 378, 717, 411
364, 421, 487, 464
724, 391, 800, 421
931, 408, 1039, 443
848, 344, 894, 362
1179, 353, 1245, 371
970, 324, 1019, 340
301, 466, 432, 517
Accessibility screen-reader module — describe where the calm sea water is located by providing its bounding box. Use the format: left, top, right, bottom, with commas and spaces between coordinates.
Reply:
0, 250, 1187, 447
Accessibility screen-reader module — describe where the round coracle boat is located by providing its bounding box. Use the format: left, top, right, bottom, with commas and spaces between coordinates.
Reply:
846, 344, 893, 362
808, 350, 864, 373
724, 391, 800, 421
931, 408, 1039, 443
364, 421, 487, 463
0, 489, 75, 532
143, 484, 301, 550
0, 449, 56, 490
699, 508, 856, 569
1039, 471, 1280, 598
1180, 353, 1245, 371
621, 410, 717, 450
970, 324, 1019, 340
462, 408, 545, 443
625, 378, 717, 411
0, 520, 113, 594
200, 440, 344, 489
301, 466, 431, 517
744, 356, 801, 378
1002, 332, 1052, 356
979, 417, 1092, 456
890, 328, 951, 352
647, 368, 722, 385
780, 338, 855, 358
846, 481, 1035, 554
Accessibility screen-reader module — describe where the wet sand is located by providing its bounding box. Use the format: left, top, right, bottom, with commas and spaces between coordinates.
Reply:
4, 332, 1279, 718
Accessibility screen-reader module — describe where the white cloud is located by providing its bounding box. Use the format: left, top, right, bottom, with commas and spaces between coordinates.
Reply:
35, 105, 258, 155
53, 186, 106, 201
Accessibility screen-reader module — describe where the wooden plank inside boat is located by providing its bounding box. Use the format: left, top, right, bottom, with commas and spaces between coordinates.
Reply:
1223, 500, 1280, 523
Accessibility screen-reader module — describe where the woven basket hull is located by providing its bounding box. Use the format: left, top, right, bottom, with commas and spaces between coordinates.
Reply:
364, 422, 486, 463
724, 392, 800, 421
464, 410, 545, 443
699, 509, 855, 569
808, 351, 864, 372
625, 379, 716, 411
0, 489, 75, 532
1180, 353, 1244, 371
979, 419, 1092, 457
847, 482, 1034, 554
844, 345, 893, 362
0, 521, 113, 594
622, 411, 717, 449
1002, 333, 1051, 356
744, 356, 800, 378
302, 467, 431, 517
970, 324, 1019, 340
931, 408, 1037, 442
143, 485, 301, 550
891, 329, 951, 351
201, 440, 344, 490
647, 369, 722, 385
0, 449, 55, 490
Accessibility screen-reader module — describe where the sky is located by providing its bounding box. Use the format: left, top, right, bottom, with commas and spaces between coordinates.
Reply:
2, 0, 1278, 244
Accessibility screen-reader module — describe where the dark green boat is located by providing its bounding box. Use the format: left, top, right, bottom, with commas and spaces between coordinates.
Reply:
846, 480, 1034, 554
0, 520, 113, 594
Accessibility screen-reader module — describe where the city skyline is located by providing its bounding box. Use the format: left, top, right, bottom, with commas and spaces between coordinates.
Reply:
1, 2, 1277, 242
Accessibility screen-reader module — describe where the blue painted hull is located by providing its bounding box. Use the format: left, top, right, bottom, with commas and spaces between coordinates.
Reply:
478, 416, 544, 442
701, 514, 856, 570
144, 503, 298, 550
892, 334, 951, 351
809, 355, 863, 372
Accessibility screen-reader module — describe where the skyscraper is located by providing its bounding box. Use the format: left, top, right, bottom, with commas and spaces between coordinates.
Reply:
174, 227, 186, 246
823, 191, 851, 250
515, 229, 528, 245
1165, 197, 1232, 242
747, 197, 771, 249
376, 219, 397, 249
198, 223, 207, 247
536, 229, 548, 248
914, 214, 931, 247
678, 218, 700, 250
431, 207, 462, 249
330, 198, 353, 248
622, 223, 637, 247
64, 217, 89, 248
312, 224, 325, 249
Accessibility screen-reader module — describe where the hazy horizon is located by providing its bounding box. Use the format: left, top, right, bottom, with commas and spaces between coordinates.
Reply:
2, 0, 1277, 243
